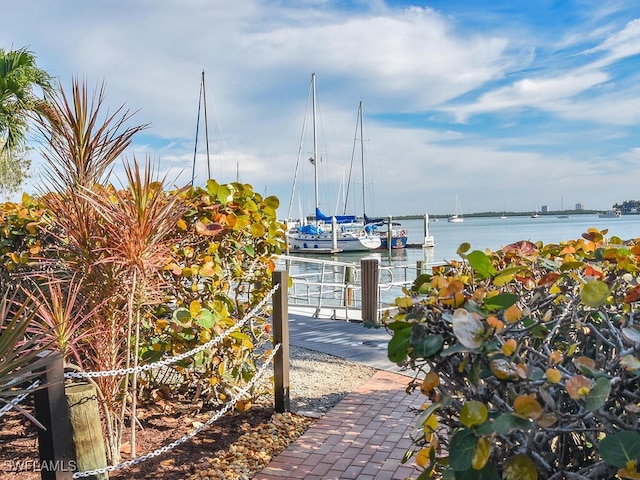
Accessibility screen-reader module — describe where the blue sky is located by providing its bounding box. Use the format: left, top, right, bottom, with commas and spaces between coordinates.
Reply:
3, 0, 640, 217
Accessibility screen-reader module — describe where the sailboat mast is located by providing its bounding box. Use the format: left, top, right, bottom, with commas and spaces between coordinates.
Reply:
360, 100, 366, 216
311, 72, 319, 216
201, 70, 211, 179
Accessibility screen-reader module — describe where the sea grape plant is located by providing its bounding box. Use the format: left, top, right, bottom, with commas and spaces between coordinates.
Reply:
386, 229, 640, 479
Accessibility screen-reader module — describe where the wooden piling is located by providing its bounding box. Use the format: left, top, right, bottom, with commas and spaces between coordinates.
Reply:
66, 383, 108, 480
33, 351, 74, 480
361, 258, 379, 324
272, 271, 290, 413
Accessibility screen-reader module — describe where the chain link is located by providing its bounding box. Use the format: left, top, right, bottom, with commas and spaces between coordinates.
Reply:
72, 343, 281, 479
65, 283, 280, 379
0, 379, 41, 419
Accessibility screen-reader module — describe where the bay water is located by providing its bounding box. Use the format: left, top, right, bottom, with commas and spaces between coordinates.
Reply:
281, 213, 640, 308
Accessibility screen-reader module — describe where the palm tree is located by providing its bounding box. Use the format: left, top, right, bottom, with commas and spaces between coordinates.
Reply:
0, 47, 53, 153
0, 47, 53, 198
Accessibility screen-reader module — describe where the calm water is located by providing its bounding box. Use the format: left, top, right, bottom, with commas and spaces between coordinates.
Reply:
315, 213, 640, 268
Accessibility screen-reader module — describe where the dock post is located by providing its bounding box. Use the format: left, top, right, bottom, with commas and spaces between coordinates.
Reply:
361, 258, 379, 324
417, 260, 424, 278
344, 265, 355, 307
387, 216, 392, 253
272, 271, 290, 413
33, 350, 74, 480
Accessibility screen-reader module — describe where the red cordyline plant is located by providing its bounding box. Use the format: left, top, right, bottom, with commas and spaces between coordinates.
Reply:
76, 157, 189, 461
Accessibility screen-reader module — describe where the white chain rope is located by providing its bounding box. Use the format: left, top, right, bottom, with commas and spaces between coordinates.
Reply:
65, 283, 279, 380
72, 343, 281, 479
0, 379, 41, 419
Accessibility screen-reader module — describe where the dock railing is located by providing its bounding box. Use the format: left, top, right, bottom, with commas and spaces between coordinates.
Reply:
274, 254, 439, 322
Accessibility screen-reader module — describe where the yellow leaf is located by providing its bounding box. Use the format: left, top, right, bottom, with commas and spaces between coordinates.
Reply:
422, 414, 439, 435
504, 304, 522, 323
503, 454, 538, 480
460, 400, 488, 428
189, 300, 202, 316
513, 395, 543, 420
502, 339, 517, 356
472, 437, 491, 470
546, 368, 562, 384
415, 447, 433, 468
420, 371, 440, 395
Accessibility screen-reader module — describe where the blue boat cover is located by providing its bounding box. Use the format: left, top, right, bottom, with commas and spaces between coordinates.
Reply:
315, 208, 357, 224
297, 224, 323, 234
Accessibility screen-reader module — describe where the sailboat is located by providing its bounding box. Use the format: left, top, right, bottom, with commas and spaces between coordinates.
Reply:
348, 100, 408, 249
286, 74, 381, 253
448, 194, 464, 223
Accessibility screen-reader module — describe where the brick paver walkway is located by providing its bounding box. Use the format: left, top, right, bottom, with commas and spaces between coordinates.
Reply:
254, 370, 425, 480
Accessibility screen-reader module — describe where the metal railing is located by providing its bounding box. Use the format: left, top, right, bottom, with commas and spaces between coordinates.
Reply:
274, 254, 439, 321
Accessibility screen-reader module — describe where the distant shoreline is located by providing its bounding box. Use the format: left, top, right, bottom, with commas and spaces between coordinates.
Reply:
395, 210, 624, 220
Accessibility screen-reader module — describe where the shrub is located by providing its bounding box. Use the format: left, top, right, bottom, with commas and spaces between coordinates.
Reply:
386, 229, 640, 479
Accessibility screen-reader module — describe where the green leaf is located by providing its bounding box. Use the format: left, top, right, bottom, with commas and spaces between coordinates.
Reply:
467, 251, 496, 279
245, 244, 255, 256
216, 185, 233, 204
195, 309, 216, 329
580, 280, 610, 307
457, 461, 500, 480
585, 377, 611, 412
412, 334, 444, 357
599, 431, 640, 467
493, 266, 525, 287
388, 327, 411, 363
449, 429, 476, 471
457, 242, 471, 255
483, 293, 518, 311
492, 413, 533, 435
173, 308, 192, 325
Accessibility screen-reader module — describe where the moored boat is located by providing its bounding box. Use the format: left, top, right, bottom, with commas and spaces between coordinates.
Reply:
598, 210, 622, 218
448, 194, 464, 223
286, 74, 381, 253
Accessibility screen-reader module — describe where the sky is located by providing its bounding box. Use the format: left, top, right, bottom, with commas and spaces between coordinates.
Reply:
3, 0, 640, 217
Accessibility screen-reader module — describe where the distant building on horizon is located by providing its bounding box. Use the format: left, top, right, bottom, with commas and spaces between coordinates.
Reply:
541, 205, 548, 213
575, 203, 584, 210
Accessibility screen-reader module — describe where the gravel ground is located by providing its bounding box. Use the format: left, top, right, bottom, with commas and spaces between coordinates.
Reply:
287, 344, 378, 415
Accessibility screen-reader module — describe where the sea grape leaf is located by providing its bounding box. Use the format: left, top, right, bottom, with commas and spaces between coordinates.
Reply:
467, 251, 497, 279
585, 377, 611, 412
580, 280, 610, 307
196, 309, 216, 329
452, 309, 485, 349
600, 431, 640, 467
492, 413, 533, 435
502, 454, 538, 480
493, 266, 525, 287
483, 293, 518, 311
458, 461, 500, 479
388, 327, 412, 363
449, 429, 475, 471
412, 333, 444, 358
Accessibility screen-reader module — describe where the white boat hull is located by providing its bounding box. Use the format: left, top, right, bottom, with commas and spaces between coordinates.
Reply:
287, 231, 381, 252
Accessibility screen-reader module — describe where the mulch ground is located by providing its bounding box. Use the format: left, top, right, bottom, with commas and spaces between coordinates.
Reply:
0, 396, 289, 480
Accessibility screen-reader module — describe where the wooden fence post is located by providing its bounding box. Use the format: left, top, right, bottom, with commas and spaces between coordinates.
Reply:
361, 258, 379, 324
272, 271, 290, 413
33, 350, 74, 480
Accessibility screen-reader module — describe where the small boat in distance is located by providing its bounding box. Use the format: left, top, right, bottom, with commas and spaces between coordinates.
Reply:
598, 210, 622, 218
448, 194, 464, 223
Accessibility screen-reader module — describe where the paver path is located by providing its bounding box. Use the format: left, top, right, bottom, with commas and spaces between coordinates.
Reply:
254, 370, 424, 480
